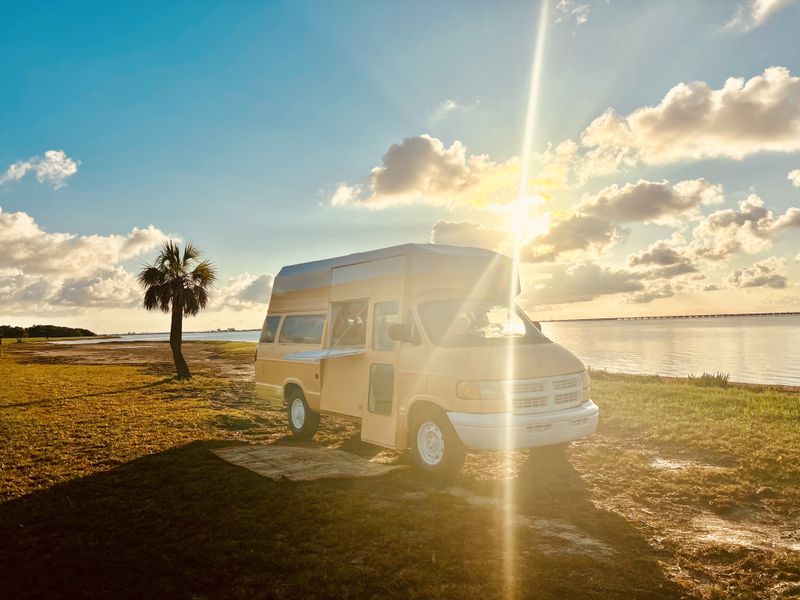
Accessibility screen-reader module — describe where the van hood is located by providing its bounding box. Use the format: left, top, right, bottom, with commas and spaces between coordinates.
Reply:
424, 341, 585, 380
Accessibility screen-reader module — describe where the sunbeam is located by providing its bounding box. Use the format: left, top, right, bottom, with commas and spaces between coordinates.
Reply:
503, 1, 550, 597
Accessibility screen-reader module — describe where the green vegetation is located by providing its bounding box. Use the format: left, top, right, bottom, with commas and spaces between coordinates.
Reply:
0, 324, 95, 340
687, 371, 731, 388
1, 342, 798, 598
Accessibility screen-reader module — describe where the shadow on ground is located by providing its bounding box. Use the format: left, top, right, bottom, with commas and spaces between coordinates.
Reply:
0, 440, 680, 599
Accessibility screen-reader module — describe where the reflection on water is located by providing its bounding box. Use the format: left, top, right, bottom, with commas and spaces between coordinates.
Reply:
55, 316, 800, 386
541, 315, 800, 386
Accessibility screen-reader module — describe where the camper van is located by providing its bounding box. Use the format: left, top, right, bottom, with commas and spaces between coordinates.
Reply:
255, 244, 599, 474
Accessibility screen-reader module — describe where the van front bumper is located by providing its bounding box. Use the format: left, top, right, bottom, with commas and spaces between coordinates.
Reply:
447, 400, 599, 451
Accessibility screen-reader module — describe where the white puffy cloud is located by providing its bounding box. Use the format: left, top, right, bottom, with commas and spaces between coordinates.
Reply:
216, 273, 274, 311
0, 207, 170, 314
579, 179, 724, 224
0, 150, 79, 189
629, 282, 675, 304
727, 257, 788, 288
774, 207, 800, 230
627, 235, 698, 279
0, 208, 170, 277
55, 268, 141, 308
726, 0, 795, 31
527, 213, 622, 261
429, 220, 506, 250
689, 194, 799, 259
788, 169, 800, 187
330, 135, 519, 209
628, 234, 689, 267
526, 262, 643, 305
548, 67, 800, 182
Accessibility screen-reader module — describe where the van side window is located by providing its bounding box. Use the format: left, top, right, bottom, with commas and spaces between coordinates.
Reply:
259, 315, 281, 343
330, 300, 368, 348
279, 315, 325, 344
373, 301, 400, 351
368, 364, 394, 415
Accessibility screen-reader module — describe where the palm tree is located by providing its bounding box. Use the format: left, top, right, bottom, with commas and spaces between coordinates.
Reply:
137, 241, 217, 379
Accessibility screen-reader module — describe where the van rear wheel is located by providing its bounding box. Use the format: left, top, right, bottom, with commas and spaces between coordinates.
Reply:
410, 408, 466, 476
287, 389, 319, 440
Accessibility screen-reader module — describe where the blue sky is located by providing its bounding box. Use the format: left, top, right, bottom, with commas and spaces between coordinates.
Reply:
2, 1, 800, 332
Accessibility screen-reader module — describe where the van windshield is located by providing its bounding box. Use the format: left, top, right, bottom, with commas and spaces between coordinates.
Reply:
418, 299, 549, 347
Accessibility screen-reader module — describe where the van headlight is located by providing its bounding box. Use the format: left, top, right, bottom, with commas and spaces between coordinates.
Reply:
581, 370, 591, 393
456, 380, 502, 401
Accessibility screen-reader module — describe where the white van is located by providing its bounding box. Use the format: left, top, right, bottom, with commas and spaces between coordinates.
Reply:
255, 244, 599, 474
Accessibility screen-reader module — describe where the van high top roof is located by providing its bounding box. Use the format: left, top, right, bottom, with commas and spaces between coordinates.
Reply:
270, 244, 516, 313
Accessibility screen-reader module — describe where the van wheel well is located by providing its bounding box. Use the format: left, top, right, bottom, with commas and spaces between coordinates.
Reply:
407, 401, 444, 444
283, 383, 302, 405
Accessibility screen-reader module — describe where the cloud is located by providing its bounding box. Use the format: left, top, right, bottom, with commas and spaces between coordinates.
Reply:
0, 207, 170, 314
524, 178, 721, 262
789, 169, 800, 187
216, 273, 274, 310
628, 234, 689, 267
330, 135, 519, 209
727, 256, 788, 288
579, 179, 724, 224
0, 150, 79, 189
527, 213, 622, 261
547, 67, 800, 182
555, 0, 590, 25
429, 99, 480, 125
689, 194, 798, 259
429, 220, 506, 250
726, 0, 795, 31
0, 208, 170, 277
629, 282, 675, 304
55, 267, 141, 308
526, 262, 643, 305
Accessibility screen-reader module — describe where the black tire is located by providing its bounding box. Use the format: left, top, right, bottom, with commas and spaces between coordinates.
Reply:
409, 407, 466, 476
287, 388, 319, 440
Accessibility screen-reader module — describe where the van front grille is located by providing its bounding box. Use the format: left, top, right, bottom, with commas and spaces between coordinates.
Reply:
554, 391, 579, 405
513, 396, 548, 411
505, 374, 583, 414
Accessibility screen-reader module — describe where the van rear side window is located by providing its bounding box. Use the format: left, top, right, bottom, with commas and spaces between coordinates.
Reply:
279, 315, 325, 344
260, 315, 281, 343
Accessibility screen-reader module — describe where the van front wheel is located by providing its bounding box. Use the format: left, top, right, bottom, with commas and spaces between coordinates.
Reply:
410, 409, 466, 476
287, 389, 319, 440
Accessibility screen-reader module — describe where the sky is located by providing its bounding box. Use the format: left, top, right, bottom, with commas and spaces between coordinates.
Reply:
2, 0, 800, 333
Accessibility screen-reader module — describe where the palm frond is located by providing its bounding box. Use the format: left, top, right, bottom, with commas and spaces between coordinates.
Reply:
182, 243, 202, 267
191, 259, 217, 288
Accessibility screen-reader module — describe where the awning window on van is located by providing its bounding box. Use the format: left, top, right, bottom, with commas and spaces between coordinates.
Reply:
281, 347, 366, 363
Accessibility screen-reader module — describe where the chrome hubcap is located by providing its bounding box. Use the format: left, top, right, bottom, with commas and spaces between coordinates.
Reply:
290, 398, 305, 429
417, 421, 445, 465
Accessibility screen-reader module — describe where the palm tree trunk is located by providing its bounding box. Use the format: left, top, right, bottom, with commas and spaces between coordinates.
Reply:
170, 292, 191, 379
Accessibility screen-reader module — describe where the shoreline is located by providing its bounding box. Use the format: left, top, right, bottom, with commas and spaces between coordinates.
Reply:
23, 338, 800, 391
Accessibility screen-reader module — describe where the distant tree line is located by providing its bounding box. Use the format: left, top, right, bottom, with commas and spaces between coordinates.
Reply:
0, 325, 96, 340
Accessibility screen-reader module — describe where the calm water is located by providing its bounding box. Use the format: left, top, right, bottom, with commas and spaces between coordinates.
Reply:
55, 316, 800, 386
541, 315, 800, 387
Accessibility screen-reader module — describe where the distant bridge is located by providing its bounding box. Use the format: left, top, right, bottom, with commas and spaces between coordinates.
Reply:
544, 312, 800, 323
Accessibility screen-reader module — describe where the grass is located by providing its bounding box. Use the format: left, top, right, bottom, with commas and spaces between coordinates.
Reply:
687, 372, 731, 388
1, 342, 799, 598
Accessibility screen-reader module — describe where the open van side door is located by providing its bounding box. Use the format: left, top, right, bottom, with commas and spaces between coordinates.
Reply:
319, 255, 405, 447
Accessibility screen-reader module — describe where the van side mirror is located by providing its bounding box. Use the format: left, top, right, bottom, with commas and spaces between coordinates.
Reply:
388, 323, 418, 344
